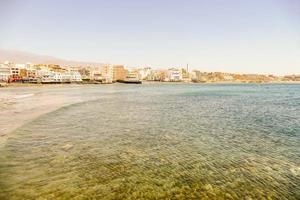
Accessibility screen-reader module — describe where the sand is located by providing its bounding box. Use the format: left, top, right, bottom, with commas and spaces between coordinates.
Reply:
0, 84, 87, 147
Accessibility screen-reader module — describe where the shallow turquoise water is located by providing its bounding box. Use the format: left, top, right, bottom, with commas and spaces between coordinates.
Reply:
1, 84, 300, 199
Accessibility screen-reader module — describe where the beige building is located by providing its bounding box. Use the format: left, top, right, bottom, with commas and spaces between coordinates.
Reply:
113, 65, 127, 81
10, 66, 21, 80
148, 69, 167, 81
101, 64, 113, 81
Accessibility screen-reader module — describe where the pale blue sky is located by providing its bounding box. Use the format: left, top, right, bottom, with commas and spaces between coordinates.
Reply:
0, 0, 299, 74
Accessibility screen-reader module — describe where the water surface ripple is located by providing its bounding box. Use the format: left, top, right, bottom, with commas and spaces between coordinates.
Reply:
0, 84, 299, 199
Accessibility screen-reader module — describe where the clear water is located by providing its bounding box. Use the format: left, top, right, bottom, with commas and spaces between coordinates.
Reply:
0, 84, 299, 199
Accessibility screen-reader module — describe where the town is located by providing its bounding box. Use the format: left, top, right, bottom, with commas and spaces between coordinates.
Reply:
0, 61, 299, 86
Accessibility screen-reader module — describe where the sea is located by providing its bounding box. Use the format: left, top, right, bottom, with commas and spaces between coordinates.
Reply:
0, 83, 299, 199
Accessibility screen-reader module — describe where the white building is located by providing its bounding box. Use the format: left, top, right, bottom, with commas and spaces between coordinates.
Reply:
36, 67, 54, 83
15, 63, 26, 69
36, 67, 50, 77
223, 74, 234, 81
138, 67, 151, 80
167, 68, 182, 82
41, 74, 55, 83
53, 72, 62, 83
0, 64, 11, 82
69, 70, 82, 82
61, 73, 71, 83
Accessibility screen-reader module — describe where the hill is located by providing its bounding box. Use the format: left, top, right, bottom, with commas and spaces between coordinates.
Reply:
0, 49, 102, 67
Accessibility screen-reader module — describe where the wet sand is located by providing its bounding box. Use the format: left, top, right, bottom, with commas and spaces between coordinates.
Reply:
0, 84, 94, 147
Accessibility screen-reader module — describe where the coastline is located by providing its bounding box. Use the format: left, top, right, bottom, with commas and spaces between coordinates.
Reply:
1, 80, 300, 88
0, 95, 65, 147
0, 84, 94, 147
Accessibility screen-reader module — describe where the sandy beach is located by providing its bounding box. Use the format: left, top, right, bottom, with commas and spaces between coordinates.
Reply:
0, 84, 102, 147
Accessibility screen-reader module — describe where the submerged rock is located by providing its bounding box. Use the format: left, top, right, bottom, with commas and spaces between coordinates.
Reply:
62, 143, 73, 151
225, 193, 234, 199
203, 184, 213, 191
290, 166, 300, 176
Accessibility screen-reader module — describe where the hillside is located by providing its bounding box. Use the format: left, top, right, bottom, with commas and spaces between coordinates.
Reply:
0, 49, 102, 67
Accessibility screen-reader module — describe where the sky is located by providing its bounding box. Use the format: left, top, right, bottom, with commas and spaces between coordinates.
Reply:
0, 0, 299, 75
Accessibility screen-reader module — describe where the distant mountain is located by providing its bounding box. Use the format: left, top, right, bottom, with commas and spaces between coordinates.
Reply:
0, 49, 102, 67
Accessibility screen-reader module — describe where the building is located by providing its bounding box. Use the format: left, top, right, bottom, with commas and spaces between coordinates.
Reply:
15, 63, 26, 69
101, 64, 113, 83
167, 68, 182, 82
36, 66, 53, 83
223, 74, 234, 81
126, 70, 140, 80
20, 69, 28, 79
0, 64, 11, 82
78, 68, 91, 81
61, 73, 71, 83
10, 66, 22, 82
113, 65, 127, 81
48, 64, 65, 73
41, 73, 55, 83
27, 68, 37, 80
36, 66, 50, 77
138, 67, 151, 80
147, 69, 167, 81
283, 75, 300, 82
69, 69, 82, 82
191, 70, 202, 82
89, 66, 102, 81
53, 72, 62, 83
181, 68, 191, 82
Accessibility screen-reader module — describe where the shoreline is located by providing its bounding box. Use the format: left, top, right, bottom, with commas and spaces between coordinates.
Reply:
0, 96, 69, 147
1, 81, 300, 88
0, 85, 94, 147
